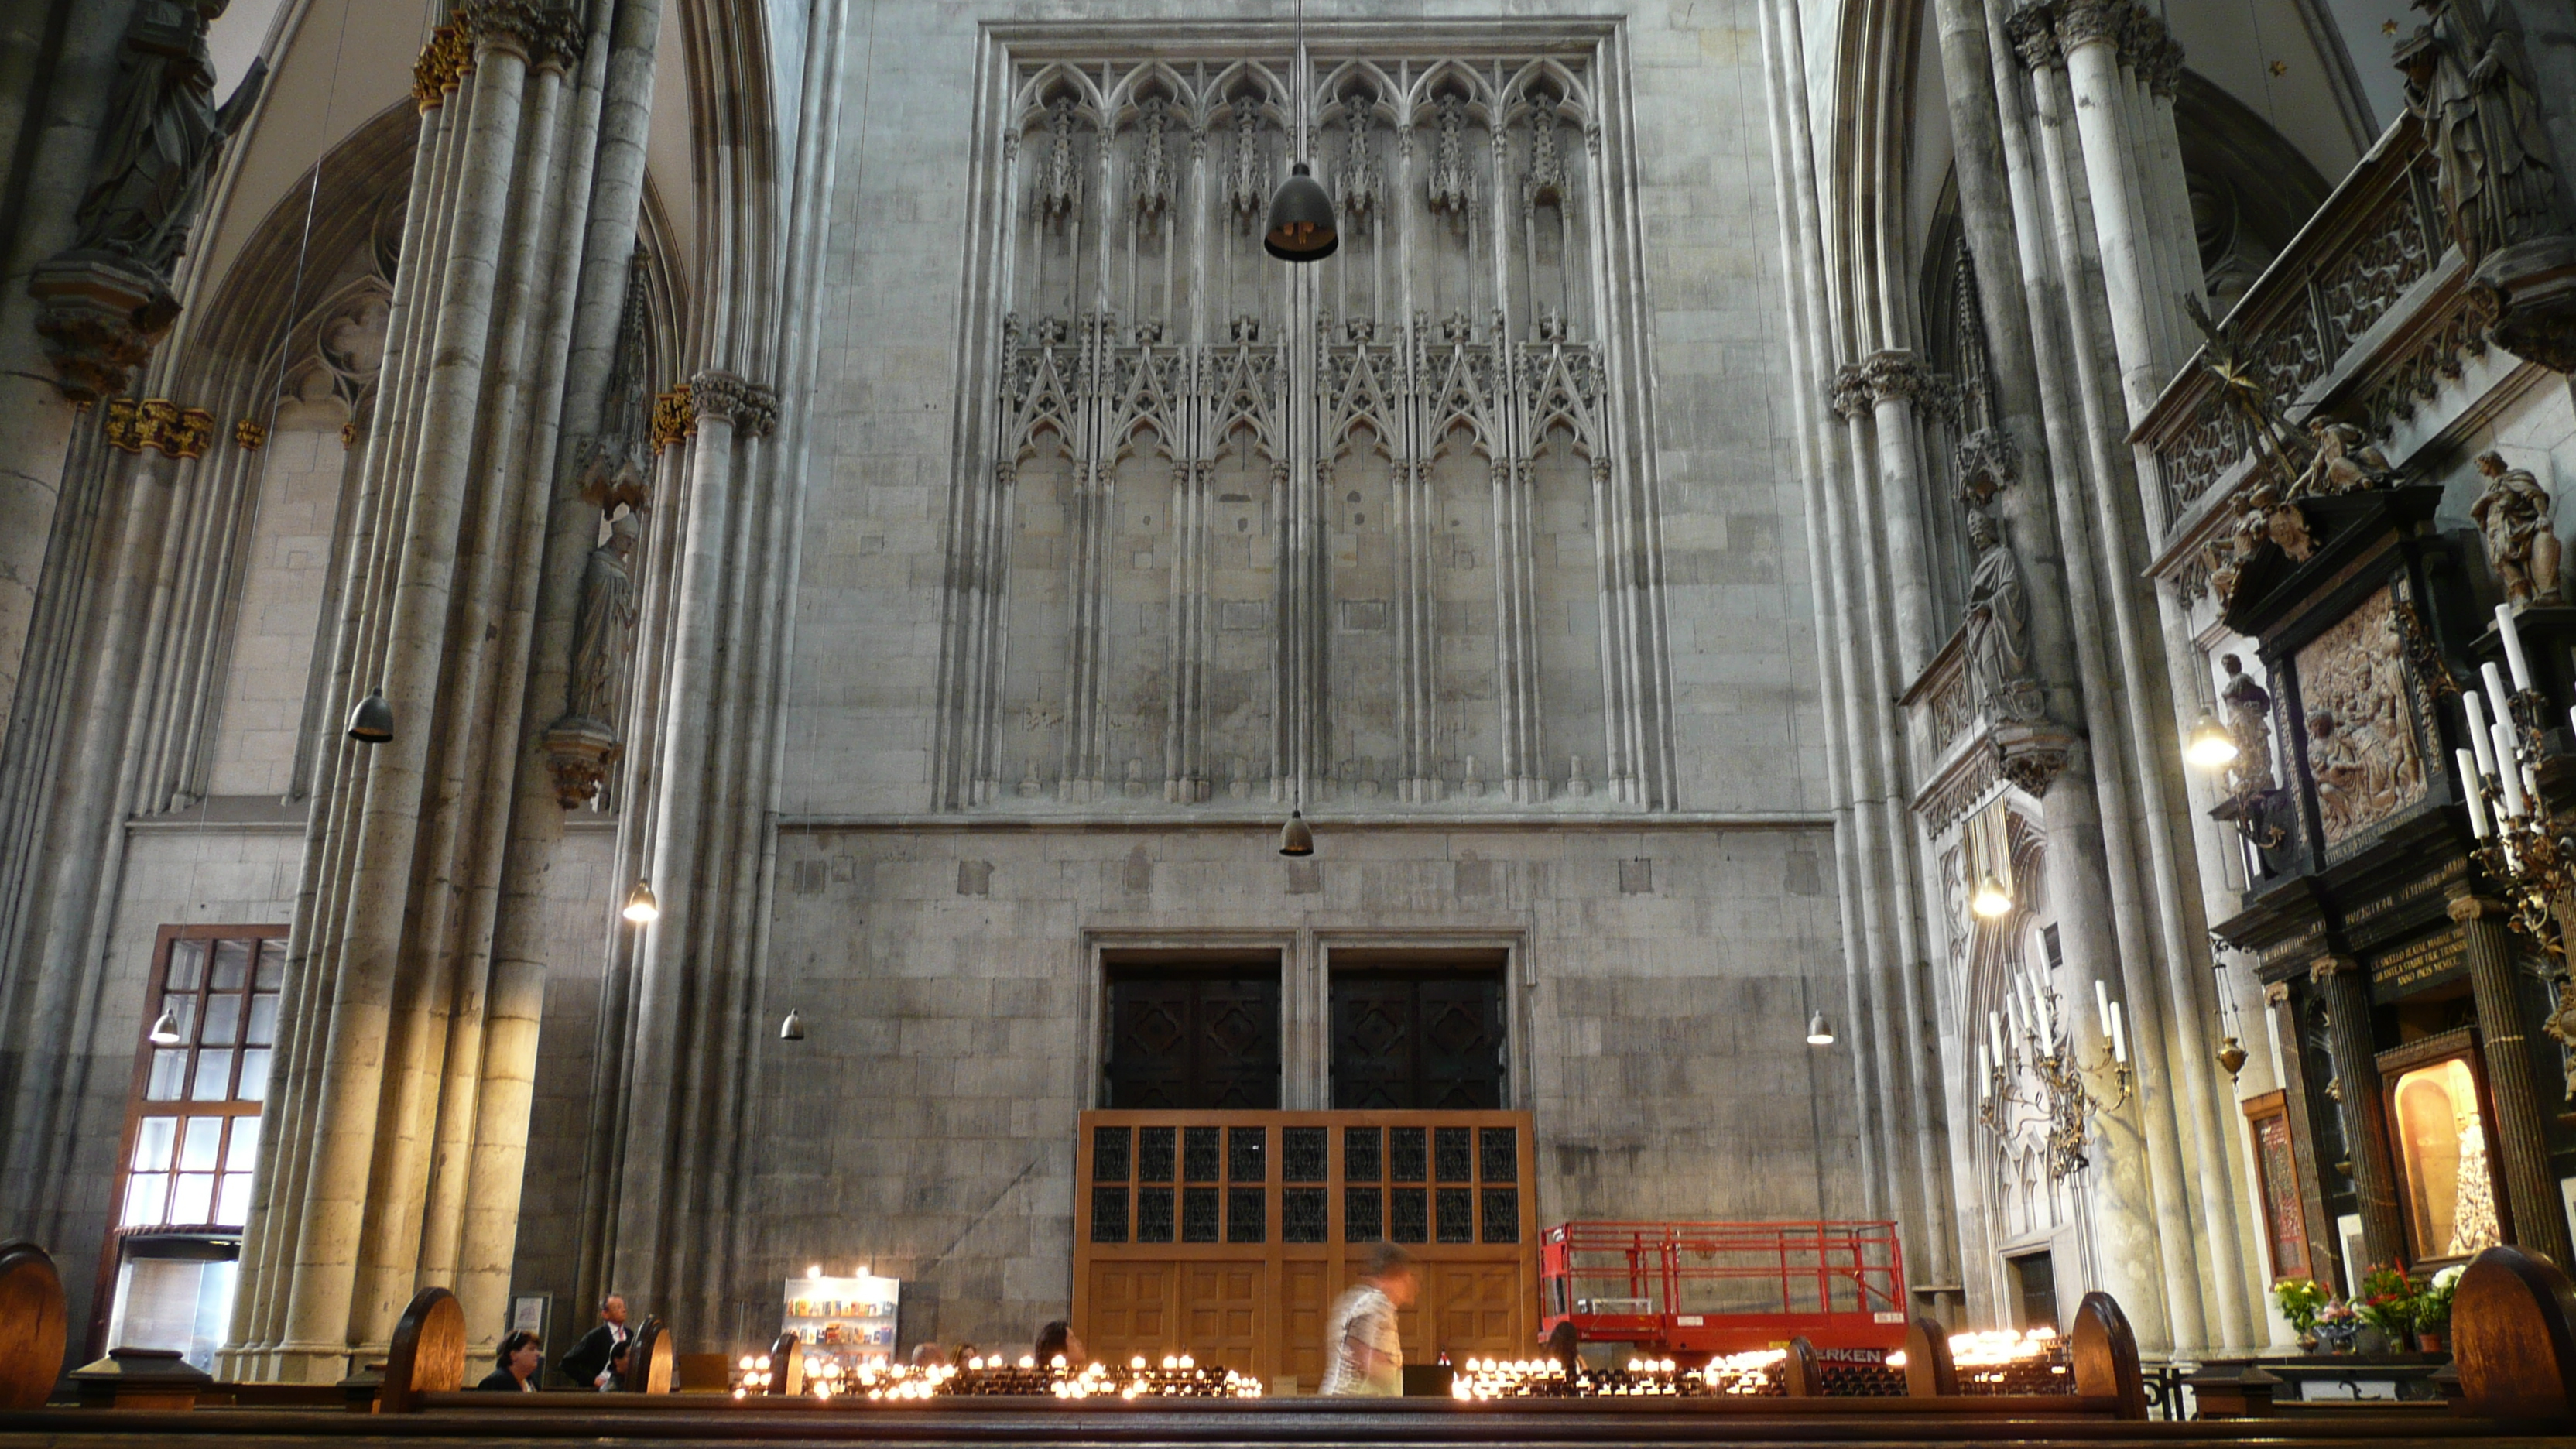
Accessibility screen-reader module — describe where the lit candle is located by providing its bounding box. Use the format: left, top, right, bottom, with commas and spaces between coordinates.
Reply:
2496, 721, 2529, 817
2458, 748, 2493, 838
2497, 603, 2534, 692
2108, 1004, 2129, 1065
2466, 691, 2498, 778
2484, 663, 2516, 736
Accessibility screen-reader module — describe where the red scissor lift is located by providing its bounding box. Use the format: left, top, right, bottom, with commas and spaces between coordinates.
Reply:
1539, 1220, 1910, 1356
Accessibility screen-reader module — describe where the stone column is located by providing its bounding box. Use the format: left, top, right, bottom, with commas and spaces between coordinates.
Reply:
1859, 350, 1941, 680
2310, 954, 2406, 1266
2448, 891, 2576, 1268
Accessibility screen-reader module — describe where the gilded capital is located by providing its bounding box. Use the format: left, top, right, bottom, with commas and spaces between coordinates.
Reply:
649, 385, 694, 453
2307, 954, 2360, 983
2446, 890, 2505, 923
103, 398, 215, 459
412, 13, 476, 110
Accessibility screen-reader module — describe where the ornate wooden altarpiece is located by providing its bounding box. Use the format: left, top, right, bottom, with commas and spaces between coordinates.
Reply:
2210, 485, 2576, 1288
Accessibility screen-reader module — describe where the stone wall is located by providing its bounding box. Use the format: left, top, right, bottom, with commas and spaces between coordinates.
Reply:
726, 822, 1857, 1352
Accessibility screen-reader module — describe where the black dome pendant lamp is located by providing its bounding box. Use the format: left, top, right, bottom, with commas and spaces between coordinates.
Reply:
1263, 0, 1338, 262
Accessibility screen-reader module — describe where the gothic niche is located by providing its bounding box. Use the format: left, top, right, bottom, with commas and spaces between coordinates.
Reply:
934, 46, 1671, 814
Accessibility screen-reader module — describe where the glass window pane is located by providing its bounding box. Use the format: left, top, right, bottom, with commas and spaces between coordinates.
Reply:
210, 940, 250, 992
2393, 1057, 2503, 1259
216, 1173, 252, 1225
224, 1116, 261, 1170
179, 1116, 224, 1171
190, 1050, 234, 1101
132, 1115, 178, 1170
255, 939, 286, 990
158, 994, 197, 1044
200, 994, 240, 1047
166, 940, 205, 992
245, 993, 279, 1047
122, 1173, 168, 1228
170, 1172, 214, 1225
146, 1050, 187, 1101
235, 1050, 272, 1103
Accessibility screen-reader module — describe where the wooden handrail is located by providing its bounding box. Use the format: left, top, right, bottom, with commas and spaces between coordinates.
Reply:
0, 1242, 64, 1412
2069, 1291, 2146, 1421
2454, 1244, 2576, 1423
379, 1286, 464, 1413
1902, 1317, 1957, 1399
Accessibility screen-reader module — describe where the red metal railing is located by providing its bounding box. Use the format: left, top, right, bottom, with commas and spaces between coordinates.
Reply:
1538, 1220, 1908, 1354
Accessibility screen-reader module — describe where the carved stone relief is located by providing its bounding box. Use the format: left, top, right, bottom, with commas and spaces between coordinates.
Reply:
936, 43, 1670, 813
2296, 586, 2428, 852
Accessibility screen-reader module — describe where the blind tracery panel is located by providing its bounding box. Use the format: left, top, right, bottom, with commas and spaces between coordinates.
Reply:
936, 33, 1673, 814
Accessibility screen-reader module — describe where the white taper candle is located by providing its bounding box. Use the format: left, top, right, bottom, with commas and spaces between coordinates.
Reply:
2496, 721, 2530, 816
2458, 748, 2493, 838
2466, 690, 2497, 778
2498, 602, 2534, 692
2485, 663, 2515, 735
2109, 1006, 2129, 1065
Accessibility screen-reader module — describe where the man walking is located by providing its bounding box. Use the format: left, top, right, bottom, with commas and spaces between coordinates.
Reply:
1320, 1243, 1415, 1396
560, 1295, 631, 1389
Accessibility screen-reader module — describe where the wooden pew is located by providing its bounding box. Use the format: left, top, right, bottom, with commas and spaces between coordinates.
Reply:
2069, 1290, 2147, 1420
624, 1314, 673, 1393
1903, 1315, 1958, 1399
378, 1286, 464, 1413
0, 1242, 63, 1411
2454, 1242, 2576, 1423
767, 1331, 801, 1396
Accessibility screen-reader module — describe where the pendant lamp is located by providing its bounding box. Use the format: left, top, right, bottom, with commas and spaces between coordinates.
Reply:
148, 1008, 184, 1045
1264, 0, 1337, 262
622, 879, 660, 923
1805, 1012, 1834, 1046
347, 687, 394, 744
1279, 809, 1314, 857
779, 1007, 806, 1041
2183, 713, 2237, 769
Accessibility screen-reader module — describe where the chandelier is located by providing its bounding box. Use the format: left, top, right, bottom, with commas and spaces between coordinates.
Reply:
2454, 605, 2576, 954
1976, 973, 2134, 1180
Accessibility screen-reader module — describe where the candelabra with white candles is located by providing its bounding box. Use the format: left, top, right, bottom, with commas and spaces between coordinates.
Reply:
1974, 968, 2135, 1180
2454, 603, 2576, 954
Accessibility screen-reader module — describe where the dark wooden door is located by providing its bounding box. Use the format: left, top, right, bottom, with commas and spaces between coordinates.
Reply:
1331, 972, 1505, 1109
1105, 975, 1280, 1109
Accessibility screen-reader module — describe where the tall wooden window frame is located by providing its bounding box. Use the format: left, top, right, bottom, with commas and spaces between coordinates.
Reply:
109, 927, 287, 1234
2376, 1027, 2509, 1267
2241, 1088, 2314, 1282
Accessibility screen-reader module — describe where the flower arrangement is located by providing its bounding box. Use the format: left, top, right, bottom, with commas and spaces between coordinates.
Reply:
2417, 1264, 2463, 1338
2272, 1277, 2331, 1335
2354, 1262, 2419, 1342
2313, 1300, 2363, 1353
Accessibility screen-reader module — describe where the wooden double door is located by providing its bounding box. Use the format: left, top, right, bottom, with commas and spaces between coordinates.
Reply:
1075, 1110, 1537, 1389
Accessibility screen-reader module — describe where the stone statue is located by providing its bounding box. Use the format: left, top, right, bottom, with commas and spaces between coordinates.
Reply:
76, 0, 265, 273
2470, 449, 2562, 605
2298, 419, 2397, 496
2219, 653, 2276, 795
565, 512, 642, 724
1962, 507, 2036, 719
2397, 0, 2564, 271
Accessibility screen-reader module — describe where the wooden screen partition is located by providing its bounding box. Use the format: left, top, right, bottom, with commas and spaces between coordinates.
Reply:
1075, 1110, 1538, 1389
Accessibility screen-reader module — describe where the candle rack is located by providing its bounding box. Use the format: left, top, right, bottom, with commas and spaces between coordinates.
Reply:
2454, 605, 2576, 957
1975, 975, 2134, 1182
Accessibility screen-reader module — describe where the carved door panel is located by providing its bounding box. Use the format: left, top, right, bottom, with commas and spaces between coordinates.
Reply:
1181, 1262, 1266, 1368
1105, 975, 1280, 1109
1331, 972, 1505, 1109
1087, 1262, 1177, 1362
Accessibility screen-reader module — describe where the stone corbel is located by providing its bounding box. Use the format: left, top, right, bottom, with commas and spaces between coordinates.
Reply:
1992, 720, 2080, 797
28, 255, 181, 403
539, 717, 621, 807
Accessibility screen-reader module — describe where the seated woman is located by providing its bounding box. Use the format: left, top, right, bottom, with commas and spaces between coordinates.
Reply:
1033, 1320, 1084, 1368
476, 1331, 543, 1392
598, 1338, 632, 1392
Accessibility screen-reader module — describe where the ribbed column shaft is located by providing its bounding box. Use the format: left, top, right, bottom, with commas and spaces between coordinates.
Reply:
2450, 891, 2576, 1268
2311, 954, 2406, 1267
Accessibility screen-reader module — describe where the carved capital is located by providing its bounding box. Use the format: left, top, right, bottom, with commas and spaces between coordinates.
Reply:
2055, 0, 2126, 50
539, 714, 622, 807
2005, 5, 2063, 70
2263, 981, 2291, 1006
688, 370, 778, 438
2146, 35, 2187, 98
103, 397, 215, 459
2447, 889, 2506, 923
412, 13, 476, 108
1992, 721, 2078, 797
1828, 364, 1872, 421
2307, 954, 2361, 983
234, 417, 266, 451
649, 385, 694, 452
1860, 349, 1930, 406
27, 252, 180, 402
464, 0, 547, 60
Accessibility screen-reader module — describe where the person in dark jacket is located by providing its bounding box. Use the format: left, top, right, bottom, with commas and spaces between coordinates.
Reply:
476, 1331, 543, 1392
599, 1338, 633, 1392
560, 1295, 630, 1389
